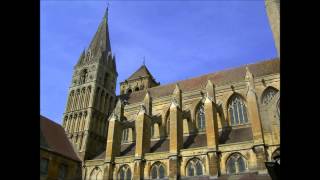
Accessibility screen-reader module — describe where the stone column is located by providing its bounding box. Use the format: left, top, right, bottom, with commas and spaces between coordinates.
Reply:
144, 91, 152, 115
253, 146, 268, 173
133, 159, 145, 180
204, 80, 220, 177
78, 130, 88, 161
134, 105, 151, 180
245, 67, 264, 145
169, 155, 180, 180
245, 67, 267, 173
105, 114, 122, 162
104, 100, 124, 178
207, 152, 220, 178
103, 163, 114, 180
168, 86, 183, 179
135, 105, 151, 158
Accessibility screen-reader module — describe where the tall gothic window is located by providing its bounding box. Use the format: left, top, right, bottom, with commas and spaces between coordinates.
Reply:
118, 165, 132, 180
261, 87, 278, 105
150, 162, 166, 179
197, 103, 205, 131
58, 164, 67, 180
227, 153, 247, 175
79, 69, 88, 84
40, 158, 49, 176
104, 73, 109, 86
122, 128, 129, 143
151, 124, 154, 138
186, 158, 204, 177
228, 95, 248, 126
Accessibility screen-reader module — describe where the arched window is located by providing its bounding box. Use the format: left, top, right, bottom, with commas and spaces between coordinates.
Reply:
58, 164, 67, 180
127, 89, 132, 94
90, 167, 102, 180
197, 103, 205, 131
40, 158, 49, 176
261, 87, 278, 105
186, 158, 204, 177
159, 165, 165, 178
135, 87, 140, 91
79, 69, 88, 84
122, 128, 129, 143
118, 165, 131, 180
104, 73, 109, 86
151, 124, 154, 138
228, 95, 248, 126
226, 153, 247, 175
150, 162, 166, 179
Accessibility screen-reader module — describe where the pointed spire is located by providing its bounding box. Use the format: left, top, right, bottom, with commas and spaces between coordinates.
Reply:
144, 91, 150, 102
172, 84, 182, 108
87, 6, 112, 58
173, 84, 181, 94
142, 56, 146, 66
245, 66, 256, 93
138, 104, 146, 115
76, 49, 86, 65
143, 91, 151, 115
112, 99, 123, 120
104, 3, 109, 20
205, 80, 216, 102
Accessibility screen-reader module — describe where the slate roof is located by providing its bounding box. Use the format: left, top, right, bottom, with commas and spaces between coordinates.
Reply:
92, 127, 254, 159
127, 65, 153, 80
121, 58, 279, 104
219, 127, 253, 144
120, 143, 136, 156
92, 151, 105, 160
150, 139, 169, 153
183, 133, 207, 149
40, 115, 81, 162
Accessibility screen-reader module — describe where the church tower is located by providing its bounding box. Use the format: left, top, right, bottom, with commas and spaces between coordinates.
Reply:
265, 0, 280, 57
62, 7, 117, 161
120, 64, 159, 95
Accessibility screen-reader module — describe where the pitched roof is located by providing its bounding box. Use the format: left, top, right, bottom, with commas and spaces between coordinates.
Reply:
126, 65, 157, 81
121, 58, 279, 104
40, 115, 81, 162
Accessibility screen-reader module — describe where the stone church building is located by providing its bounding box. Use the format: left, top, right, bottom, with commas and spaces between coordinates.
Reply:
59, 0, 280, 179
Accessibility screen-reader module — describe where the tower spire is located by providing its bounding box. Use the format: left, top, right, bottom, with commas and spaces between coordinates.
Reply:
143, 56, 146, 66
104, 3, 109, 20
87, 4, 112, 57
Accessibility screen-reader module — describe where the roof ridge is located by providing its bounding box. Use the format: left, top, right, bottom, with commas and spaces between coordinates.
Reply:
40, 115, 61, 126
144, 57, 279, 91
127, 64, 153, 80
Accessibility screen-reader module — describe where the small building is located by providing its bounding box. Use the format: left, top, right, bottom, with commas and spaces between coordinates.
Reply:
40, 115, 82, 180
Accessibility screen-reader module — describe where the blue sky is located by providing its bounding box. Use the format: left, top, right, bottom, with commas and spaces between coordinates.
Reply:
41, 0, 277, 124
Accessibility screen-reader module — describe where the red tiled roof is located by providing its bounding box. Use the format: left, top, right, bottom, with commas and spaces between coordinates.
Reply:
123, 58, 279, 104
40, 115, 81, 162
